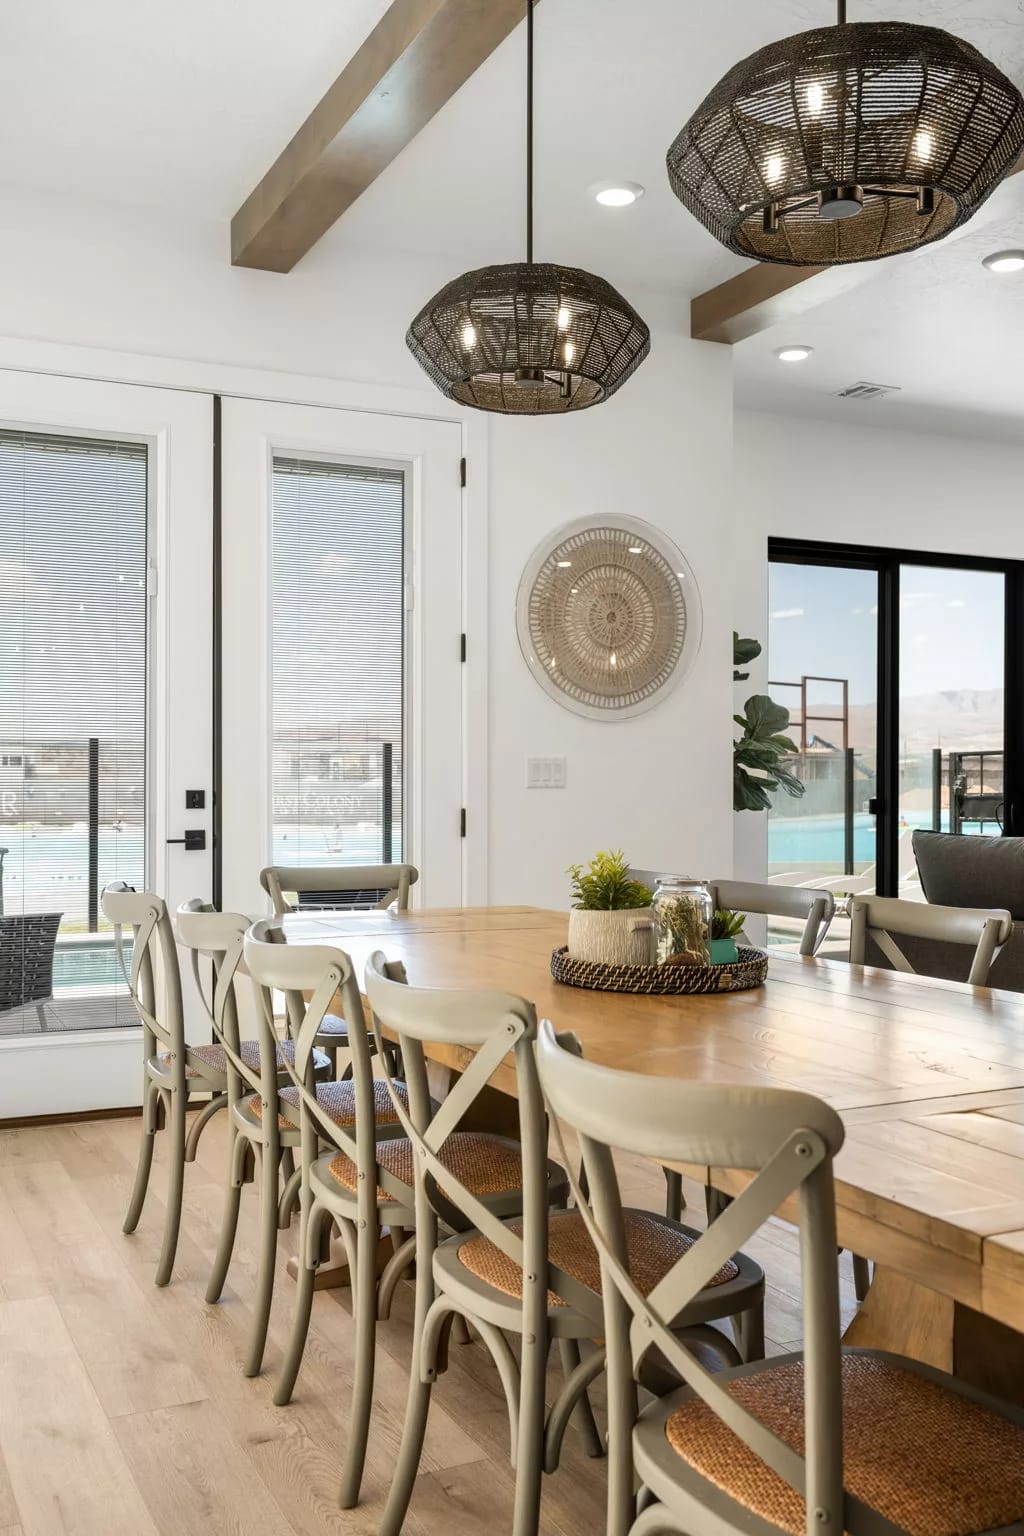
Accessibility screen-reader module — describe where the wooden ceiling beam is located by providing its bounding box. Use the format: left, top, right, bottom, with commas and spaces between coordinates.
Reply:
691, 152, 1024, 345
232, 0, 531, 273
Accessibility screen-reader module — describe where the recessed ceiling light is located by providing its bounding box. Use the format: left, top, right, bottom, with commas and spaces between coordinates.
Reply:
982, 249, 1024, 273
775, 344, 814, 363
590, 180, 645, 208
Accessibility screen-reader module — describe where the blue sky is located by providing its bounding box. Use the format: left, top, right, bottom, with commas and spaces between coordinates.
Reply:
768, 563, 1005, 708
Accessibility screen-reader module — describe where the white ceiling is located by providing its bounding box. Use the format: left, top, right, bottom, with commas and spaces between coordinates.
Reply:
2, 0, 1024, 431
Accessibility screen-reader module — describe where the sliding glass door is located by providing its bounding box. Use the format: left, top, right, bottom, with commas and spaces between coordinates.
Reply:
768, 540, 1022, 923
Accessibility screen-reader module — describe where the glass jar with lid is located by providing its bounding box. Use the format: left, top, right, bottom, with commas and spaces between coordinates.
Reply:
652, 877, 713, 965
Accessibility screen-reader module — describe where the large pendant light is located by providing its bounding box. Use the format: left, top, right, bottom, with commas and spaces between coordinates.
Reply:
406, 0, 650, 414
666, 0, 1024, 267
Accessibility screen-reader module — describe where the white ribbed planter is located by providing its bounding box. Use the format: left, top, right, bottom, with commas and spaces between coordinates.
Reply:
567, 908, 656, 967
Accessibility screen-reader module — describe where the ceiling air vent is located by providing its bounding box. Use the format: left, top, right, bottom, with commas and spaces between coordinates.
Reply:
835, 380, 902, 401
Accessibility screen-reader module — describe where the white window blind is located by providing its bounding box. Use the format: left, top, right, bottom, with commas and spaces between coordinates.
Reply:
271, 456, 405, 873
0, 429, 147, 1035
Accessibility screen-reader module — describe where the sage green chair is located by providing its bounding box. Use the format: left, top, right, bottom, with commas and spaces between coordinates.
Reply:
174, 901, 340, 1375
536, 1020, 1024, 1536
849, 892, 1012, 987
242, 920, 565, 1511
259, 862, 418, 1077
363, 952, 765, 1536
104, 881, 232, 1287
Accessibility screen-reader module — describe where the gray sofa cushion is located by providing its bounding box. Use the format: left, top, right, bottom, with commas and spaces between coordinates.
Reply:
912, 830, 1024, 920
863, 927, 1024, 991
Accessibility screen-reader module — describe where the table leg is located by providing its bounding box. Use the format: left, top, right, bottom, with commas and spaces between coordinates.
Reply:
843, 1265, 1024, 1407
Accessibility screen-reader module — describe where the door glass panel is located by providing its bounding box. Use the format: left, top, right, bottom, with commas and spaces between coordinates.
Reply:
767, 562, 878, 952
271, 456, 405, 880
898, 566, 1005, 902
0, 430, 147, 1035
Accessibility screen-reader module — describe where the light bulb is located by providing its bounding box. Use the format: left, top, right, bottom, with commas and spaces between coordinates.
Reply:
609, 652, 618, 667
775, 344, 814, 363
806, 82, 824, 118
563, 341, 575, 365
557, 305, 570, 331
913, 128, 934, 163
556, 559, 572, 568
461, 321, 477, 349
765, 152, 785, 185
627, 545, 642, 554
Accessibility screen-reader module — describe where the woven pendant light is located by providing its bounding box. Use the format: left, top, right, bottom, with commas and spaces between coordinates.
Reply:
406, 1, 650, 414
666, 0, 1024, 267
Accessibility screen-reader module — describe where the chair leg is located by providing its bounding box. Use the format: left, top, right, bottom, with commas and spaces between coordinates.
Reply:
852, 1253, 872, 1302
123, 1078, 157, 1235
154, 1086, 187, 1288
733, 1302, 766, 1364
245, 1138, 281, 1377
274, 1200, 323, 1408
380, 1237, 436, 1536
556, 1339, 603, 1459
513, 1323, 548, 1536
338, 1218, 379, 1509
184, 1092, 227, 1162
206, 1125, 244, 1304
663, 1168, 684, 1222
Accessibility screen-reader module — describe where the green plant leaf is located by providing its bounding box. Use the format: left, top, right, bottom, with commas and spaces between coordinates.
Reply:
734, 765, 773, 812
742, 694, 791, 740
567, 849, 652, 910
733, 633, 761, 667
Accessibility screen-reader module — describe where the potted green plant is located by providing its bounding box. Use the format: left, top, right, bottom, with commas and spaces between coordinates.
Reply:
733, 633, 805, 813
566, 851, 655, 966
710, 908, 745, 965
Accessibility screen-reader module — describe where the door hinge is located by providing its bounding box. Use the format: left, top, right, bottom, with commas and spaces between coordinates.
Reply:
459, 456, 467, 488
460, 632, 467, 662
460, 808, 467, 838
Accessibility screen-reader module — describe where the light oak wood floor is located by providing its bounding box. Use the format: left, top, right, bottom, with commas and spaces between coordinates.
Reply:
0, 1113, 858, 1536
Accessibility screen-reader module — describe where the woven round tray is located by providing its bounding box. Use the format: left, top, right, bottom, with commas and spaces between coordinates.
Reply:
550, 944, 769, 995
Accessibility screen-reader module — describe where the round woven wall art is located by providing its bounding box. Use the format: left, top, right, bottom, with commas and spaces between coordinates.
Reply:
516, 516, 700, 720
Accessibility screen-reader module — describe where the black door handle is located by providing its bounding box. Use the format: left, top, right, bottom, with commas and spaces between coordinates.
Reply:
166, 830, 206, 851
867, 797, 879, 816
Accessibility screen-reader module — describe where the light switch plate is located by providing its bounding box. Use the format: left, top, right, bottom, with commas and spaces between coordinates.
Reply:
526, 756, 566, 789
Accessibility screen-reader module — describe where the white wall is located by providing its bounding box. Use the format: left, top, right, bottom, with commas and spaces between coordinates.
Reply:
733, 407, 1024, 878
0, 189, 737, 909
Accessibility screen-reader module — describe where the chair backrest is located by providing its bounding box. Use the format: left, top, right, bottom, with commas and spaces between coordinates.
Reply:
710, 878, 835, 957
0, 911, 63, 1010
259, 863, 418, 915
243, 919, 381, 1221
175, 901, 279, 1107
848, 892, 1012, 986
101, 883, 185, 1074
363, 951, 567, 1324
536, 1020, 848, 1536
631, 871, 834, 957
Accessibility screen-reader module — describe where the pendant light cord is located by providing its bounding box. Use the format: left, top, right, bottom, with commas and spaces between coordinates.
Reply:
526, 0, 534, 264
837, 0, 846, 22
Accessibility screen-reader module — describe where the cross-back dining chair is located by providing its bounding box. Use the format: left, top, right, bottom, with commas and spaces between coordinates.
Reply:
103, 881, 233, 1287
259, 862, 418, 1076
363, 952, 765, 1536
243, 920, 566, 1510
175, 901, 342, 1375
849, 892, 1012, 988
536, 1020, 1024, 1536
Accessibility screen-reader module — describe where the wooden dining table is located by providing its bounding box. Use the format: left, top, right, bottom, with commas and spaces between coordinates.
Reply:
282, 903, 1024, 1404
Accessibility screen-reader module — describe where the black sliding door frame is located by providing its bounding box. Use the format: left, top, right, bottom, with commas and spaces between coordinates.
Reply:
768, 537, 1024, 896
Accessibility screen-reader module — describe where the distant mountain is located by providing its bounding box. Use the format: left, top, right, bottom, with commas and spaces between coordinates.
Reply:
843, 688, 1004, 753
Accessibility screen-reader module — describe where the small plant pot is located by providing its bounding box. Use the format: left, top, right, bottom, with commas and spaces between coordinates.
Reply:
567, 908, 656, 967
709, 938, 740, 966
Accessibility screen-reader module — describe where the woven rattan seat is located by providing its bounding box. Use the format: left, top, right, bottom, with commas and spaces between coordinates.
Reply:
458, 1209, 739, 1308
159, 1038, 324, 1078
246, 1076, 409, 1130
664, 1354, 1024, 1536
328, 1130, 524, 1202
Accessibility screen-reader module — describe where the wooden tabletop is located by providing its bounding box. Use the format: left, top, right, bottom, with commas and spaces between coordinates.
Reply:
283, 905, 1024, 1334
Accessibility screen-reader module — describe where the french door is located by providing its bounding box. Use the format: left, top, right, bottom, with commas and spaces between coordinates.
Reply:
767, 539, 1024, 907
0, 371, 213, 1115
218, 398, 465, 917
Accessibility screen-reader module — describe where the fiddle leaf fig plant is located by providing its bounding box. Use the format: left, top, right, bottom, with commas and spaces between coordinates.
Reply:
733, 633, 806, 814
567, 850, 653, 910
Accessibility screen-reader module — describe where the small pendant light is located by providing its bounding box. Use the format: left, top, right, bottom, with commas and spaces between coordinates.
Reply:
406, 0, 650, 414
